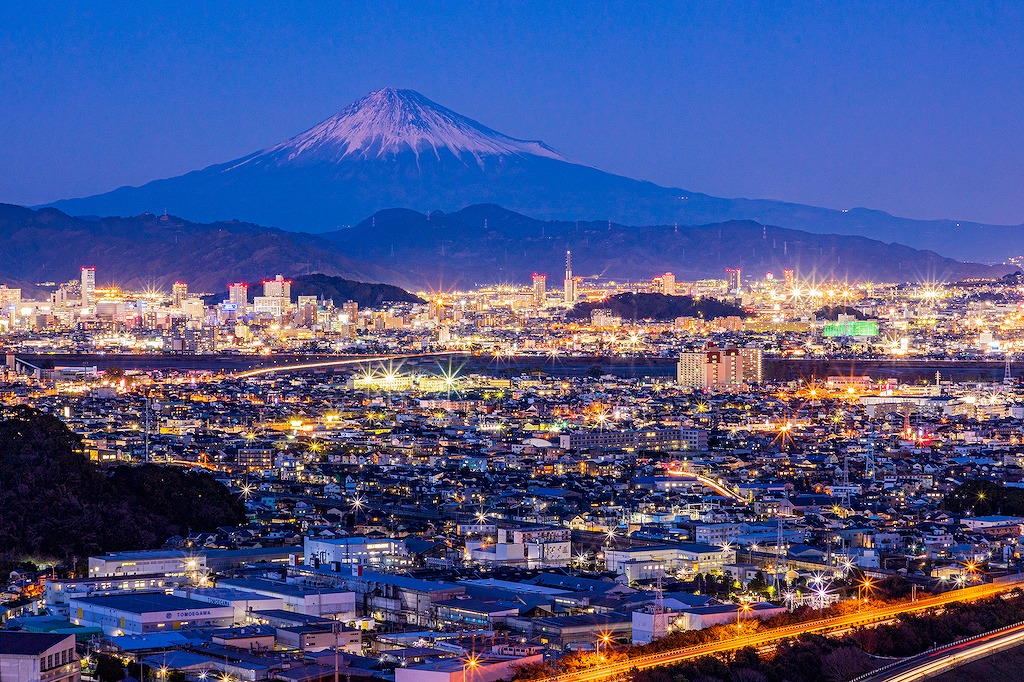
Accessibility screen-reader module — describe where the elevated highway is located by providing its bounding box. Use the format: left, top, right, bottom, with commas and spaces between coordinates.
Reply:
537, 577, 1024, 682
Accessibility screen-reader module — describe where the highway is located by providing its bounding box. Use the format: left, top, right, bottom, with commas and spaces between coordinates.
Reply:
539, 578, 1024, 682
856, 620, 1024, 682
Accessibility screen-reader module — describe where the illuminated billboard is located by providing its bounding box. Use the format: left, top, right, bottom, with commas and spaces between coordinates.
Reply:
822, 320, 879, 337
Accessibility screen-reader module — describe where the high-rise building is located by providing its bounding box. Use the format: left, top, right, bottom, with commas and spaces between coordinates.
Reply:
172, 281, 188, 308
783, 269, 795, 290
677, 346, 763, 388
342, 300, 359, 323
80, 267, 96, 306
658, 272, 676, 295
532, 273, 547, 308
0, 285, 22, 310
725, 268, 741, 296
563, 251, 576, 305
263, 274, 292, 301
228, 282, 249, 313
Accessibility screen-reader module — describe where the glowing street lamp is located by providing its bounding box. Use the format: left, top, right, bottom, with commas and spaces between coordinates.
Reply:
463, 653, 480, 682
858, 577, 873, 610
736, 601, 752, 630
596, 631, 613, 655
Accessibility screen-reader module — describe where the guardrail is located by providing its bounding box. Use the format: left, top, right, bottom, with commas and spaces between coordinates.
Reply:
540, 575, 1024, 682
846, 619, 1024, 682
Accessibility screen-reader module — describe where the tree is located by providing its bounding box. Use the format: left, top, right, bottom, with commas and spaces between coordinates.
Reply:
747, 571, 768, 594
0, 406, 246, 570
820, 647, 871, 682
95, 653, 125, 681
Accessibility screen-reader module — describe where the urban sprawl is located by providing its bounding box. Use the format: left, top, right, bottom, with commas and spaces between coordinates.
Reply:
4, 259, 1024, 682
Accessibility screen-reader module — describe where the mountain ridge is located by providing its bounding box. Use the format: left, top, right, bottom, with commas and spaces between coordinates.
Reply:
0, 202, 1011, 291
322, 203, 1012, 286
0, 203, 410, 291
41, 88, 1024, 262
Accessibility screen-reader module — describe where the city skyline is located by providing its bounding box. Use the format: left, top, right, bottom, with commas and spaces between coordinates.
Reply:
4, 6, 1024, 682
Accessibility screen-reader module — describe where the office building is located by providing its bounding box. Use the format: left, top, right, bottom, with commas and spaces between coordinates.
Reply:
725, 268, 741, 296
228, 282, 249, 313
655, 272, 676, 295
342, 300, 359, 323
263, 274, 291, 300
80, 267, 96, 306
0, 285, 22, 312
532, 273, 546, 307
172, 281, 188, 307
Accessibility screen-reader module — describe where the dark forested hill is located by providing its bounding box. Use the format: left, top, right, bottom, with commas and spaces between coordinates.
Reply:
0, 407, 246, 568
567, 292, 746, 321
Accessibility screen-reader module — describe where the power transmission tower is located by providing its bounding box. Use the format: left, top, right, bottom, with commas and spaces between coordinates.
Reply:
840, 452, 851, 510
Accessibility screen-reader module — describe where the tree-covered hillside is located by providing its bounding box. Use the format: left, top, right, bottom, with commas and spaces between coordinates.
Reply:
0, 406, 246, 568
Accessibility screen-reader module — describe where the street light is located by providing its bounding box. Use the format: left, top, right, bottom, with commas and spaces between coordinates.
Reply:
463, 654, 480, 682
858, 577, 873, 610
736, 601, 751, 631
596, 631, 613, 655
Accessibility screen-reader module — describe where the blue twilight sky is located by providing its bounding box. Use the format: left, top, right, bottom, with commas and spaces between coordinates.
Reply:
1, 1, 1023, 224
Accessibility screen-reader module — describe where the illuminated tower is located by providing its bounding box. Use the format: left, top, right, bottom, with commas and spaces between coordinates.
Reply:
80, 266, 96, 306
563, 251, 576, 305
532, 273, 547, 308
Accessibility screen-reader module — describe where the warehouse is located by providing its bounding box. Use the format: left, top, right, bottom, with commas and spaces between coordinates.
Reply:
69, 593, 234, 635
216, 578, 356, 620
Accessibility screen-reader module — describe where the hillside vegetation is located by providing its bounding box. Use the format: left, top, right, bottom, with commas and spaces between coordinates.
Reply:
0, 406, 246, 568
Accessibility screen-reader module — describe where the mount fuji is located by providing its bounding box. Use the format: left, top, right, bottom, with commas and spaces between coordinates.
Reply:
44, 87, 1024, 262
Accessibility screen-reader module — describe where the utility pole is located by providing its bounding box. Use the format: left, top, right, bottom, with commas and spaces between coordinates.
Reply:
144, 389, 151, 464
334, 619, 340, 682
840, 452, 851, 510
865, 439, 876, 482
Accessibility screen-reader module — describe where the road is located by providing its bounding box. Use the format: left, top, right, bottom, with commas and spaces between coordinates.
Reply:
539, 578, 1024, 682
858, 621, 1024, 682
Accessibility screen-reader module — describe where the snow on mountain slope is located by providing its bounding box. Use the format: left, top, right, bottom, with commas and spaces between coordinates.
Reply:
237, 87, 564, 166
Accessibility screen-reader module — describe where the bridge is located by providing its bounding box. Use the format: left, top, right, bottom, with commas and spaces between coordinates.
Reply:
665, 468, 747, 502
233, 351, 467, 378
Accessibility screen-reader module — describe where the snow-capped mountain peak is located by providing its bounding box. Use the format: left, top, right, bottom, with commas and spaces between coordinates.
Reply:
254, 87, 565, 163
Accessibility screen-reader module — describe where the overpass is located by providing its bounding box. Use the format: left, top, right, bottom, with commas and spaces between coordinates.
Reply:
536, 575, 1024, 682
853, 620, 1024, 682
